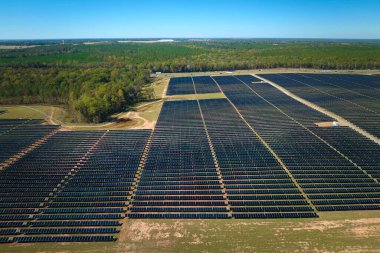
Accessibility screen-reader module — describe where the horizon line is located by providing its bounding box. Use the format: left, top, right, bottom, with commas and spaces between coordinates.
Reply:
1, 37, 380, 41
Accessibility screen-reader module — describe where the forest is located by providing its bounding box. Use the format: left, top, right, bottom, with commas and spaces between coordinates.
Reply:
0, 67, 152, 123
1, 40, 380, 70
1, 39, 380, 122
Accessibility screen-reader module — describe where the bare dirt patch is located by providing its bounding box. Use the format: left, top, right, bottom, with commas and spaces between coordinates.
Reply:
291, 220, 344, 232
118, 111, 154, 129
315, 121, 348, 127
346, 218, 380, 238
128, 221, 171, 241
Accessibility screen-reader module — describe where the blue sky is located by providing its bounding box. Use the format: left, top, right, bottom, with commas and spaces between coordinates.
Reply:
0, 0, 379, 39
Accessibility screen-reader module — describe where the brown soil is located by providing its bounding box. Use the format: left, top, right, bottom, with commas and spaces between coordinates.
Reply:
314, 121, 347, 127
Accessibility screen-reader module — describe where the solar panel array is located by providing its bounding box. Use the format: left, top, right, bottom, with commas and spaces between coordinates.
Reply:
166, 77, 195, 95
193, 76, 220, 94
312, 127, 380, 184
166, 76, 220, 95
215, 75, 380, 212
1, 73, 380, 244
199, 99, 316, 218
259, 73, 380, 138
128, 98, 318, 218
0, 119, 57, 164
0, 130, 150, 243
129, 100, 229, 218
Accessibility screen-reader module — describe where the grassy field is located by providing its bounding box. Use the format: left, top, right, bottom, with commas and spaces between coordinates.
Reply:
2, 211, 379, 253
0, 105, 68, 124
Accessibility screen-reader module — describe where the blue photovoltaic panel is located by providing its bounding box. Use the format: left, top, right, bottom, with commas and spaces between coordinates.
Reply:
166, 76, 221, 95
166, 77, 194, 95
0, 130, 150, 242
199, 98, 316, 218
193, 76, 220, 94
259, 73, 380, 139
0, 121, 58, 164
214, 75, 380, 212
129, 100, 228, 219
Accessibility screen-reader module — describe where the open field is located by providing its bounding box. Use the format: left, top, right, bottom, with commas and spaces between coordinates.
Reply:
1, 211, 379, 253
0, 102, 160, 131
0, 105, 68, 123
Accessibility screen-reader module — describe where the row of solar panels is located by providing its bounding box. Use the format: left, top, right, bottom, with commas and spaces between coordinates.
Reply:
259, 73, 380, 139
128, 98, 317, 219
130, 100, 231, 218
130, 74, 380, 219
167, 76, 221, 95
1, 73, 380, 244
0, 236, 116, 243
215, 75, 380, 211
0, 128, 150, 242
0, 120, 57, 164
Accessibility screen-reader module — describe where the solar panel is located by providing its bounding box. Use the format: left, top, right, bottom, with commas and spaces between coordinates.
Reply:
0, 130, 150, 242
214, 75, 380, 212
193, 76, 220, 94
166, 77, 194, 95
259, 73, 380, 138
166, 76, 221, 95
198, 98, 317, 218
0, 123, 58, 163
129, 100, 229, 218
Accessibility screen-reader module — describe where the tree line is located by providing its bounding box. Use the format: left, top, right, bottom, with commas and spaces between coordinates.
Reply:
0, 67, 153, 123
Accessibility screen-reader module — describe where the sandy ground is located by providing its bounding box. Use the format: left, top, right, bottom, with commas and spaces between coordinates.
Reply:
120, 111, 155, 129
314, 121, 348, 127
112, 212, 380, 253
